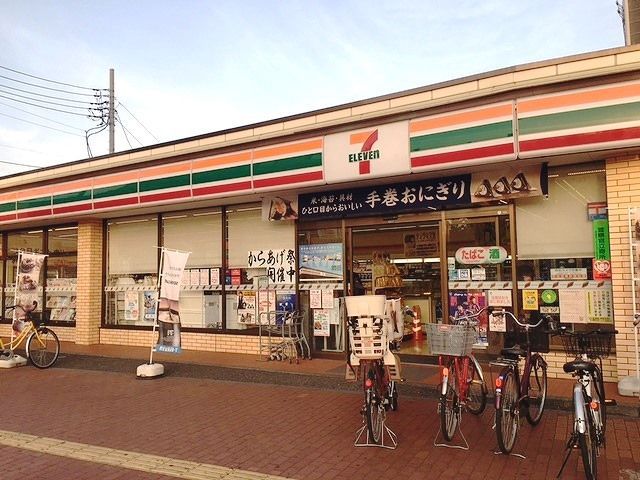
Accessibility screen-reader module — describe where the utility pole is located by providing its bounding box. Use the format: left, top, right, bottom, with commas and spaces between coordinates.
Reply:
109, 68, 115, 153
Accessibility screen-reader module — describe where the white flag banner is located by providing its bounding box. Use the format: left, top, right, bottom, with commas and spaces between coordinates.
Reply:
14, 252, 47, 336
156, 249, 190, 354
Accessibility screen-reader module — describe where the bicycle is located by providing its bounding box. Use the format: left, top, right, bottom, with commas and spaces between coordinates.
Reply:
345, 296, 401, 448
554, 326, 617, 480
1, 302, 60, 369
491, 309, 548, 454
426, 308, 488, 446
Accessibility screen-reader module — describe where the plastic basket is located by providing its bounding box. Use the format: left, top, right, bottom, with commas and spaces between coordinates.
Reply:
348, 317, 388, 360
426, 323, 475, 357
559, 331, 615, 359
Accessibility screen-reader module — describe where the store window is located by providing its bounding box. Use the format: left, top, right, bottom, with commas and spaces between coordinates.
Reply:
515, 162, 611, 336
298, 222, 343, 352
105, 216, 158, 325
46, 226, 78, 324
162, 210, 223, 329
226, 203, 295, 330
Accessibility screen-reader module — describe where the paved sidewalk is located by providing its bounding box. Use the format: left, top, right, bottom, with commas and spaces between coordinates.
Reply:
55, 341, 640, 417
1, 365, 639, 480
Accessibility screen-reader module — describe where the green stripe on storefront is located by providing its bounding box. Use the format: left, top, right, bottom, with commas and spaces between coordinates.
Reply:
17, 197, 51, 210
252, 153, 322, 177
140, 174, 190, 192
192, 164, 251, 185
93, 183, 138, 199
0, 202, 16, 213
410, 121, 513, 152
53, 190, 92, 205
519, 101, 640, 135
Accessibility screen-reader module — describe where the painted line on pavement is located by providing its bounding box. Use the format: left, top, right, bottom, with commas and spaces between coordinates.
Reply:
0, 430, 294, 480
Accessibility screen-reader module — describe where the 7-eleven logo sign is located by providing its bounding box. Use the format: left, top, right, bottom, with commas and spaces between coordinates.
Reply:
348, 129, 380, 175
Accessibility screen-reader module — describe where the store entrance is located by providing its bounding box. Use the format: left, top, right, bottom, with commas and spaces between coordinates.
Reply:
350, 223, 442, 358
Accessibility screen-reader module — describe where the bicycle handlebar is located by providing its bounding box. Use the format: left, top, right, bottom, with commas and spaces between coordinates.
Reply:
491, 308, 545, 329
634, 313, 640, 327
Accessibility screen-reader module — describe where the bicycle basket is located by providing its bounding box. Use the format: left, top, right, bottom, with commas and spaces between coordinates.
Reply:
426, 323, 475, 356
559, 331, 615, 359
348, 318, 387, 360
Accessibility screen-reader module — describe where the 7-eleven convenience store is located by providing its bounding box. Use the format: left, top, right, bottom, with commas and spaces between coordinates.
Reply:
1, 45, 640, 382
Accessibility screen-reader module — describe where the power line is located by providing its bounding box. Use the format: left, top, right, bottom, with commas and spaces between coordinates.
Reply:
0, 111, 85, 136
116, 114, 144, 148
0, 87, 106, 110
0, 152, 41, 168
0, 93, 100, 117
0, 143, 45, 155
0, 73, 103, 97
116, 100, 159, 142
0, 82, 105, 105
0, 64, 103, 91
0, 100, 85, 132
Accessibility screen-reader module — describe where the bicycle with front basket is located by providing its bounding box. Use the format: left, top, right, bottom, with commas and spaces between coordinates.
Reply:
427, 307, 489, 446
554, 325, 617, 480
1, 301, 60, 368
491, 309, 548, 454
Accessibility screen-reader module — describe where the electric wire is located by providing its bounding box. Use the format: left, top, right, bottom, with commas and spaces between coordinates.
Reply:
0, 100, 85, 132
0, 82, 105, 105
0, 93, 100, 117
116, 100, 159, 142
0, 64, 104, 91
0, 87, 107, 110
0, 111, 84, 136
0, 73, 103, 97
0, 155, 42, 168
116, 113, 144, 148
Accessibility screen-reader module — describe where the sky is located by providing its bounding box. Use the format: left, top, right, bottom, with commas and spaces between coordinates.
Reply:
0, 0, 628, 177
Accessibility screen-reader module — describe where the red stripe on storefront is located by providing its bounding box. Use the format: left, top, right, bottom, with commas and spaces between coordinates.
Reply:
17, 209, 52, 219
411, 143, 514, 167
253, 170, 323, 189
52, 203, 92, 215
93, 197, 139, 210
140, 189, 191, 204
0, 213, 16, 222
359, 161, 370, 175
519, 126, 640, 152
192, 180, 252, 197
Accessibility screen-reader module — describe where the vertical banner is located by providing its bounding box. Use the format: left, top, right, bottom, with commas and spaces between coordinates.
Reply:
156, 249, 190, 353
14, 252, 46, 337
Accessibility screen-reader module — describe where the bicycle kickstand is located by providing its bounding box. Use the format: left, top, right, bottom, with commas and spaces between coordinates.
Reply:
556, 433, 577, 479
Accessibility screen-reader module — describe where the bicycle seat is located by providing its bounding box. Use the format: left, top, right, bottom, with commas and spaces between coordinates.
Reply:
500, 346, 526, 359
563, 360, 597, 374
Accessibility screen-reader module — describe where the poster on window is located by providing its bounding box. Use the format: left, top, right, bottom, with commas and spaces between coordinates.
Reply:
237, 291, 256, 324
403, 230, 439, 257
258, 289, 277, 324
313, 309, 331, 337
124, 291, 140, 321
299, 243, 343, 280
559, 289, 588, 323
248, 249, 297, 284
156, 248, 190, 354
143, 291, 157, 320
448, 291, 488, 347
13, 252, 46, 336
276, 291, 296, 325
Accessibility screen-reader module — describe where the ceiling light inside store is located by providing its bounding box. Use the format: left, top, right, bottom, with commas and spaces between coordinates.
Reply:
391, 257, 440, 264
567, 169, 605, 176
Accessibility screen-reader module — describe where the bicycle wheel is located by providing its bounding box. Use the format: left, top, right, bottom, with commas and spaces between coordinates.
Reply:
525, 355, 548, 425
439, 360, 459, 441
578, 402, 598, 480
26, 327, 60, 369
364, 365, 384, 443
495, 368, 519, 454
466, 356, 487, 415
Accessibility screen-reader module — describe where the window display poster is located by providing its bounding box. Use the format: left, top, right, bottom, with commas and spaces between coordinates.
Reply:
489, 312, 507, 332
449, 291, 488, 346
143, 291, 157, 320
210, 268, 220, 286
276, 291, 296, 325
124, 290, 140, 321
330, 298, 341, 325
488, 289, 512, 307
522, 289, 539, 311
238, 291, 256, 324
586, 289, 613, 324
190, 269, 201, 286
321, 289, 334, 309
258, 289, 277, 324
403, 230, 439, 257
559, 289, 588, 323
248, 249, 297, 284
310, 289, 322, 309
299, 243, 343, 280
199, 269, 210, 286
313, 309, 331, 337
471, 267, 486, 281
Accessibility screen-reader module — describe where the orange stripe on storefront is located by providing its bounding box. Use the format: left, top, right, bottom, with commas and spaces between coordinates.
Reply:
0, 192, 17, 203
138, 161, 191, 180
52, 178, 93, 193
192, 151, 252, 170
93, 171, 138, 188
410, 104, 512, 133
518, 82, 640, 114
253, 139, 322, 160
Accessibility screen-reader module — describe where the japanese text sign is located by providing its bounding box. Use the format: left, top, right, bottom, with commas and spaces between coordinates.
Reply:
248, 249, 296, 284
